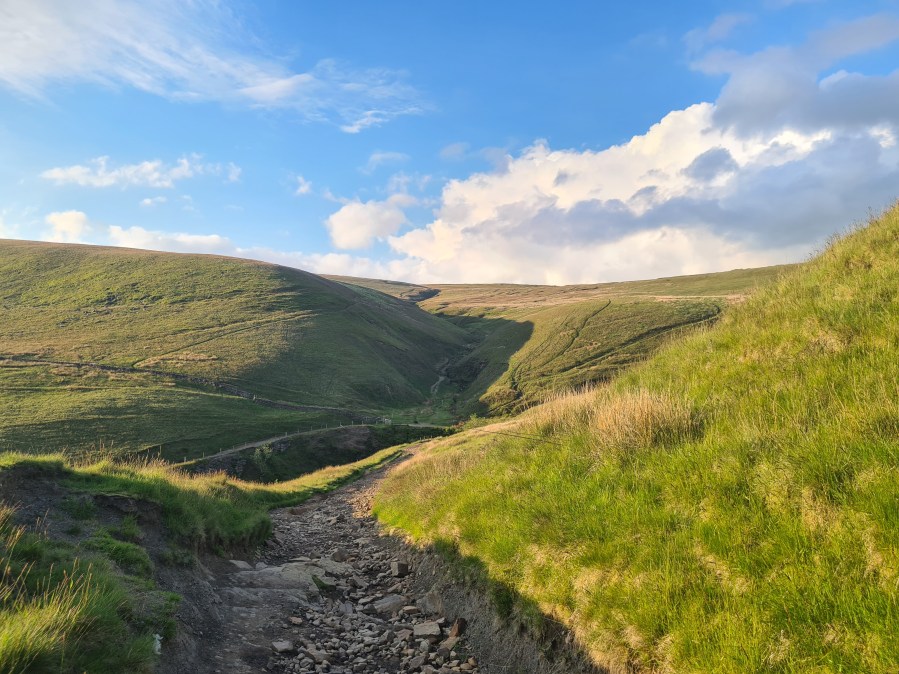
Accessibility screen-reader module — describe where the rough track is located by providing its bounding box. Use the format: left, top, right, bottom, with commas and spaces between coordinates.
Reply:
192, 465, 484, 674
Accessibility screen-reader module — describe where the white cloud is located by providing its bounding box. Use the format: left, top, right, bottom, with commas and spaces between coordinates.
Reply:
108, 225, 231, 253
295, 176, 313, 196
354, 15, 899, 284
36, 209, 410, 281
226, 163, 242, 183
0, 1, 424, 132
362, 151, 410, 174
696, 14, 899, 135
44, 210, 91, 243
42, 155, 205, 188
0, 213, 22, 239
139, 196, 167, 208
326, 194, 416, 250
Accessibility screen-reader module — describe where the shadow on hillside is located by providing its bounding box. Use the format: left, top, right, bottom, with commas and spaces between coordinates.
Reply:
416, 536, 608, 674
231, 307, 535, 419
439, 315, 535, 417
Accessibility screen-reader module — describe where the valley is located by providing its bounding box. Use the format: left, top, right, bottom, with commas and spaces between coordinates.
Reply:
1, 208, 896, 674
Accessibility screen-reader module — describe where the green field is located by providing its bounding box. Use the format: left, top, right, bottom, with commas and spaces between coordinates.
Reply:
373, 208, 899, 672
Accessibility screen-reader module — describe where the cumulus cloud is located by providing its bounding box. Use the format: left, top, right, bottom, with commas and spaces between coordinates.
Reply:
139, 196, 167, 208
0, 0, 424, 132
353, 15, 899, 283
696, 14, 899, 135
326, 194, 416, 250
41, 155, 228, 189
383, 104, 897, 282
226, 163, 242, 183
44, 210, 91, 243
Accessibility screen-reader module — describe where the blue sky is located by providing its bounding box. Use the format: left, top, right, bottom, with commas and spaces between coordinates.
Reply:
2, 0, 899, 283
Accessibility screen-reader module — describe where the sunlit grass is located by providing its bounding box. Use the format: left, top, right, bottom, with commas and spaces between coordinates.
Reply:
374, 205, 899, 672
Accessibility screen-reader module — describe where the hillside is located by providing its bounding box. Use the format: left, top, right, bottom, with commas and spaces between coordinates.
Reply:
374, 208, 899, 672
0, 240, 466, 457
331, 266, 790, 415
0, 241, 788, 458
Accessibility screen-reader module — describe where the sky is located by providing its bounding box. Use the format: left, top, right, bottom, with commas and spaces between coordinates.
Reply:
2, 0, 899, 284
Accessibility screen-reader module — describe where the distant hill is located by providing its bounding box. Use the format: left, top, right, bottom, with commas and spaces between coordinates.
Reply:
0, 240, 788, 458
0, 241, 466, 457
329, 265, 791, 415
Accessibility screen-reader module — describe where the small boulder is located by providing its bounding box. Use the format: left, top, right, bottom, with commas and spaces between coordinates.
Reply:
448, 617, 467, 638
271, 639, 294, 654
390, 561, 410, 577
229, 560, 253, 570
331, 547, 350, 563
413, 621, 442, 640
372, 593, 406, 614
439, 636, 459, 652
417, 590, 444, 615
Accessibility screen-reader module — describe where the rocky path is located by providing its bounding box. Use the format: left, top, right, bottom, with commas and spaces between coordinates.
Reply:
195, 465, 483, 674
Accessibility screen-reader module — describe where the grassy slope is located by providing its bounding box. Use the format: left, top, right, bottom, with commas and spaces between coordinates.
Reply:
374, 209, 899, 673
0, 241, 466, 456
334, 266, 790, 416
0, 446, 401, 672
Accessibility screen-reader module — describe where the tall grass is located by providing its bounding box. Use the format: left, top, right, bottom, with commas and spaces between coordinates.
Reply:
0, 444, 401, 672
374, 205, 899, 673
0, 504, 153, 672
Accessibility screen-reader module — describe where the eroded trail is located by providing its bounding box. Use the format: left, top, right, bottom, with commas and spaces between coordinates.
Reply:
176, 463, 483, 674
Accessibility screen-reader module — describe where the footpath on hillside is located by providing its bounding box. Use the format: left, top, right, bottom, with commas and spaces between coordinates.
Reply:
162, 463, 483, 674
160, 456, 599, 674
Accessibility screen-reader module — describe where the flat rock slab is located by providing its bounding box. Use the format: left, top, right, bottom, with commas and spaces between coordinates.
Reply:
271, 640, 294, 654
231, 561, 323, 596
371, 593, 406, 614
413, 621, 443, 639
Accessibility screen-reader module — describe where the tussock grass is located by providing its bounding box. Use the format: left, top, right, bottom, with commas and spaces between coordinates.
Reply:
522, 387, 700, 457
374, 206, 899, 672
0, 504, 154, 672
0, 445, 400, 671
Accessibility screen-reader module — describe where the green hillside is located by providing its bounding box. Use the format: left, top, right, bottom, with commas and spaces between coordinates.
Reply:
0, 241, 466, 457
332, 265, 790, 416
374, 208, 899, 672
